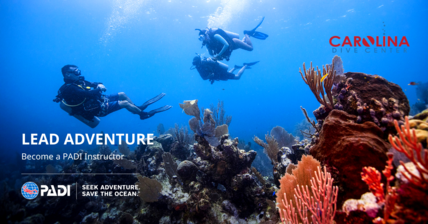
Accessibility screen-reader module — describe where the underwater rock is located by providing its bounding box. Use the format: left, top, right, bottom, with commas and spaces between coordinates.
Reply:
310, 110, 390, 206
19, 214, 45, 224
407, 114, 428, 147
177, 160, 198, 184
135, 141, 164, 176
156, 134, 174, 152
342, 192, 380, 218
170, 141, 190, 160
80, 212, 99, 224
331, 72, 409, 136
191, 134, 274, 216
222, 200, 239, 218
100, 207, 120, 223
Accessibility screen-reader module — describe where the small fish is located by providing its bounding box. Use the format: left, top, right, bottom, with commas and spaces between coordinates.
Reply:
418, 99, 420, 101
320, 73, 329, 82
364, 77, 366, 79
273, 191, 276, 196
222, 88, 225, 90
408, 82, 419, 86
405, 89, 407, 91
374, 75, 379, 78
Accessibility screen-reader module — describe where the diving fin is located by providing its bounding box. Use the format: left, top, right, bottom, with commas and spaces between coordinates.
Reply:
140, 105, 172, 120
251, 31, 268, 40
235, 61, 258, 69
244, 17, 268, 40
234, 65, 251, 69
244, 61, 259, 66
140, 93, 166, 111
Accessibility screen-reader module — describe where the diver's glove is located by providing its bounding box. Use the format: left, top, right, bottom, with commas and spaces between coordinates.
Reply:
97, 84, 107, 92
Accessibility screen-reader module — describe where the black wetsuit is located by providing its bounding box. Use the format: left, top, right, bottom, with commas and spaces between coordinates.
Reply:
205, 28, 235, 61
195, 58, 234, 84
55, 79, 102, 120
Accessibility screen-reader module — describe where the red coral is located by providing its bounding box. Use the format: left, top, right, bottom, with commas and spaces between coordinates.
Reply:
361, 167, 385, 204
388, 117, 428, 189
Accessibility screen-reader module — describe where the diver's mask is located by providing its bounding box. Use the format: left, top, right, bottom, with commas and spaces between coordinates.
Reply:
190, 54, 202, 70
66, 67, 81, 76
64, 67, 83, 82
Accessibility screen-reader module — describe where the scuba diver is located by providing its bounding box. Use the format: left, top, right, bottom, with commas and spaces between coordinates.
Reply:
53, 65, 171, 127
192, 55, 258, 84
196, 17, 268, 61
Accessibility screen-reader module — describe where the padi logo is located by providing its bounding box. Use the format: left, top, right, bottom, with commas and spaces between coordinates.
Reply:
41, 185, 71, 197
21, 182, 39, 200
329, 36, 409, 53
21, 183, 71, 199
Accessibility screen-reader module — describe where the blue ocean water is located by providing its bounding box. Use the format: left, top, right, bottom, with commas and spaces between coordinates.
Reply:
0, 0, 427, 156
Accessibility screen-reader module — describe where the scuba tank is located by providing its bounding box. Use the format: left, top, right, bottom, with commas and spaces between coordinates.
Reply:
60, 102, 100, 128
216, 61, 229, 72
54, 82, 101, 128
224, 30, 239, 40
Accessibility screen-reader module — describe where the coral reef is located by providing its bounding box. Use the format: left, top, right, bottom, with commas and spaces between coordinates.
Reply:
310, 110, 390, 206
300, 59, 337, 111
411, 82, 428, 114
254, 126, 306, 186
331, 72, 409, 136
277, 156, 338, 224
181, 100, 229, 147
301, 56, 409, 137
136, 174, 163, 202
210, 100, 232, 127
168, 124, 193, 160
190, 133, 276, 218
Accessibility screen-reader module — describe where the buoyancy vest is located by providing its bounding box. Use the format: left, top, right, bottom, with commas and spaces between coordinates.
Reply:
56, 82, 102, 120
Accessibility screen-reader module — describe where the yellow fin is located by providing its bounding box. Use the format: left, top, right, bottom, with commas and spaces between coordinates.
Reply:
320, 73, 329, 82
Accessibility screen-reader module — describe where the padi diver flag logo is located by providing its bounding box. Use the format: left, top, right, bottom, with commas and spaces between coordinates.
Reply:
21, 182, 39, 200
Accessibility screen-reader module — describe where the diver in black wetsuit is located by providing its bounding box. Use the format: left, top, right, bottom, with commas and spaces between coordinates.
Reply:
192, 56, 258, 84
53, 65, 171, 121
196, 17, 268, 61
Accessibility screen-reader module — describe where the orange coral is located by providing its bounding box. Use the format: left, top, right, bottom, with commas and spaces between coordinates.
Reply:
276, 155, 320, 224
279, 166, 338, 224
361, 167, 385, 204
389, 117, 428, 189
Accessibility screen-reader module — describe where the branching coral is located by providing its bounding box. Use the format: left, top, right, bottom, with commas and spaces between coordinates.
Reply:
271, 126, 295, 148
361, 167, 385, 204
300, 60, 336, 110
277, 155, 321, 223
170, 124, 194, 146
279, 165, 338, 224
253, 135, 279, 164
360, 153, 398, 224
180, 100, 229, 147
210, 100, 232, 127
389, 117, 428, 189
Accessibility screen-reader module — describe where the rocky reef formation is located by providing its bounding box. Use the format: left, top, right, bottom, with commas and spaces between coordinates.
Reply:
310, 110, 390, 206
329, 72, 409, 136
301, 56, 410, 137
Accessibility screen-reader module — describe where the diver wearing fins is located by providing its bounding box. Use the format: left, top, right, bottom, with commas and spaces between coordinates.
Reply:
53, 65, 172, 127
196, 17, 268, 61
192, 55, 258, 84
